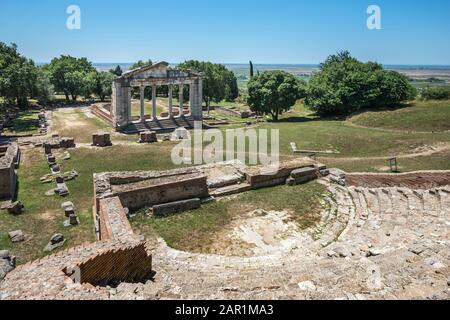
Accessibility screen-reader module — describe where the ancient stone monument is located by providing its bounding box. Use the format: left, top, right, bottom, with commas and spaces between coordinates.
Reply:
92, 132, 112, 147
111, 62, 203, 132
0, 142, 20, 201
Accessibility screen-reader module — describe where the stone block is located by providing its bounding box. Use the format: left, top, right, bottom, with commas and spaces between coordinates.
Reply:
8, 230, 24, 243
47, 154, 56, 165
60, 137, 76, 149
240, 111, 251, 119
139, 131, 157, 143
152, 198, 201, 217
290, 167, 317, 179
92, 133, 112, 147
7, 201, 24, 215
43, 143, 52, 155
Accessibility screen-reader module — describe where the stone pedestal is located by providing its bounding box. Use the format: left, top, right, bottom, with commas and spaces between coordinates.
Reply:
59, 137, 76, 149
92, 133, 112, 147
139, 131, 157, 143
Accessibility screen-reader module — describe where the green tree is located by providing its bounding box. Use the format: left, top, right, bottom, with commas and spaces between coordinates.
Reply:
0, 42, 38, 107
247, 70, 306, 121
109, 65, 123, 76
34, 68, 55, 104
129, 59, 153, 70
249, 61, 254, 79
44, 55, 95, 101
306, 51, 416, 116
93, 71, 114, 101
177, 60, 239, 112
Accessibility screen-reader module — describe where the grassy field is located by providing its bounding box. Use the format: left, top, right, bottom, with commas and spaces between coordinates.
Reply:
348, 100, 450, 132
131, 181, 326, 254
2, 99, 450, 263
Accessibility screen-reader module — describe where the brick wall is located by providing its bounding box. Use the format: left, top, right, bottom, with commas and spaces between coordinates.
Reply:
76, 243, 152, 286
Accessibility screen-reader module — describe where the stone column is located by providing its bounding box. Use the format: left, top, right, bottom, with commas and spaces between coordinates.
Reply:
179, 83, 184, 117
189, 82, 194, 115
152, 85, 157, 120
140, 86, 145, 122
112, 79, 132, 130
191, 78, 203, 121
168, 85, 173, 118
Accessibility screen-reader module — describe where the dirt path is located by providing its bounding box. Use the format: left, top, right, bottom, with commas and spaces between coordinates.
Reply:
320, 142, 450, 162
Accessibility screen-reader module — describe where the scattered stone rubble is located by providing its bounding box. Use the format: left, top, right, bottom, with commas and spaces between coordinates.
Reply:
0, 250, 15, 281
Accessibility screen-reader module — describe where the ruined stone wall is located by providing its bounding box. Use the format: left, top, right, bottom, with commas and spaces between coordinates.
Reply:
114, 174, 208, 211
0, 142, 19, 200
0, 239, 152, 300
98, 197, 135, 241
76, 243, 152, 287
94, 168, 209, 213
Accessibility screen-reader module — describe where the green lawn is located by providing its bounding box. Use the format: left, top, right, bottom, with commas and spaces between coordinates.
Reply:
131, 181, 326, 254
348, 100, 450, 132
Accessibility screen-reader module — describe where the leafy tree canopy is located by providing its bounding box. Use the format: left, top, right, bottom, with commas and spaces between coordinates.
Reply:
306, 51, 416, 116
247, 70, 306, 121
0, 42, 38, 107
44, 55, 95, 101
130, 60, 153, 70
177, 60, 239, 110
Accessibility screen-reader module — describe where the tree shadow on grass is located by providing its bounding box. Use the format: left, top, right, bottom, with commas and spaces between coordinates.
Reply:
10, 117, 39, 133
348, 102, 415, 119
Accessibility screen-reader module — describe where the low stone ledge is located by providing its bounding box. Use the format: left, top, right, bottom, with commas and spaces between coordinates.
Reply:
152, 198, 201, 217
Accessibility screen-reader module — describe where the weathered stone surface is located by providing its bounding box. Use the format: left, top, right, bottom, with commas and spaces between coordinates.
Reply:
92, 132, 112, 147
69, 213, 80, 226
0, 250, 10, 259
245, 158, 318, 189
44, 234, 66, 252
51, 164, 61, 174
298, 281, 316, 291
0, 142, 20, 200
152, 198, 201, 217
59, 137, 76, 149
51, 233, 64, 245
7, 201, 24, 215
8, 230, 24, 243
139, 131, 157, 143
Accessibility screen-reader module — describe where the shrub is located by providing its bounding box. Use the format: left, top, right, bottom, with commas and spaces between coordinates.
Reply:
420, 86, 450, 100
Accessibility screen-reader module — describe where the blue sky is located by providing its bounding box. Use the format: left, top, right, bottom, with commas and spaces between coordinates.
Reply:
0, 0, 449, 64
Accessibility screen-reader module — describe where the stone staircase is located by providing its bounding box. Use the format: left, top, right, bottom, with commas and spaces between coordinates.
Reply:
347, 186, 450, 219
312, 185, 355, 247
312, 180, 450, 251
121, 116, 196, 134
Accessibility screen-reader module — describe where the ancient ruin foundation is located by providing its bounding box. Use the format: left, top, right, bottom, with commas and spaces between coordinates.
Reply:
0, 142, 20, 201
